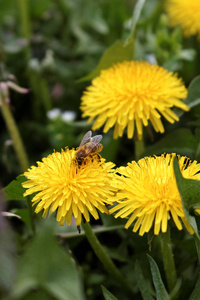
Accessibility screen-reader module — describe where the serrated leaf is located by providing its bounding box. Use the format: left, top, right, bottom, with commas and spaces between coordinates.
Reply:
135, 260, 154, 300
147, 255, 169, 300
79, 39, 134, 82
101, 286, 118, 300
173, 157, 200, 240
3, 175, 27, 201
143, 129, 198, 158
11, 221, 85, 300
175, 76, 200, 117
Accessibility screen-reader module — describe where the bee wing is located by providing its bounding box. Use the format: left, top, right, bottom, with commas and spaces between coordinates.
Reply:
79, 130, 92, 147
91, 134, 102, 144
84, 136, 103, 155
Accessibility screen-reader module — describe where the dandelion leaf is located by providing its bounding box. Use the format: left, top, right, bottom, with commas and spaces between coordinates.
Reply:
143, 129, 198, 158
3, 175, 27, 201
189, 269, 200, 300
11, 222, 85, 300
79, 39, 134, 82
173, 157, 200, 240
101, 286, 119, 300
148, 255, 169, 300
135, 260, 154, 300
175, 75, 200, 117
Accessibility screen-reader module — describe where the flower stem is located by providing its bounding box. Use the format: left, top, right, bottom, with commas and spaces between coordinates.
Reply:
0, 93, 35, 234
135, 138, 144, 161
0, 94, 29, 172
38, 76, 52, 112
158, 229, 177, 292
82, 222, 134, 296
194, 236, 200, 263
17, 0, 31, 63
17, 0, 52, 113
17, 0, 31, 39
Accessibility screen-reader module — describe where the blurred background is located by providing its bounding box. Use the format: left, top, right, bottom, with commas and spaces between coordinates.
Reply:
0, 0, 136, 186
1, 0, 199, 185
1, 0, 200, 299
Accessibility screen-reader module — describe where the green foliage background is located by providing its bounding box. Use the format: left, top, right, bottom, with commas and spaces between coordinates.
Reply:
1, 0, 200, 299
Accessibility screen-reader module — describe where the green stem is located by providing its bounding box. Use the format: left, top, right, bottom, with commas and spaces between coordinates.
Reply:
0, 94, 29, 172
39, 77, 52, 112
17, 0, 52, 113
159, 229, 177, 292
194, 236, 200, 263
17, 0, 31, 62
17, 0, 31, 40
194, 140, 200, 162
27, 195, 36, 235
0, 92, 35, 234
30, 72, 52, 116
135, 138, 144, 161
82, 222, 134, 296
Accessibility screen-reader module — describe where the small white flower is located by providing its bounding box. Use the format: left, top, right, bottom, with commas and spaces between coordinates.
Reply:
61, 111, 76, 122
47, 108, 61, 120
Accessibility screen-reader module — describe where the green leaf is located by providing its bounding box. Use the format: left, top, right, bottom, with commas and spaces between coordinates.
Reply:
3, 175, 27, 201
189, 269, 200, 300
143, 129, 198, 158
20, 290, 52, 300
173, 157, 200, 240
129, 0, 146, 33
135, 260, 154, 300
0, 210, 16, 295
185, 76, 200, 106
147, 255, 169, 300
11, 208, 32, 228
11, 221, 85, 300
79, 39, 134, 82
101, 286, 119, 300
175, 76, 200, 117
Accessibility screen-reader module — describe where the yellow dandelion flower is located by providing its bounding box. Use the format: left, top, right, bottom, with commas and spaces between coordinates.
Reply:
166, 0, 200, 38
22, 148, 116, 227
80, 61, 189, 140
110, 154, 200, 236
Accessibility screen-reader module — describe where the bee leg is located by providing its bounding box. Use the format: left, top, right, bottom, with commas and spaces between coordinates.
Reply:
77, 158, 82, 167
88, 154, 93, 162
77, 225, 81, 234
96, 153, 101, 162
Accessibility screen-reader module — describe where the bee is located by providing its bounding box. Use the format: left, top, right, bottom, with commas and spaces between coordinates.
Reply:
75, 130, 103, 166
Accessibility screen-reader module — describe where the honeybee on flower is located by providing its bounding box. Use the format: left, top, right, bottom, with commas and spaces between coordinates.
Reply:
22, 131, 117, 229
75, 130, 103, 166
